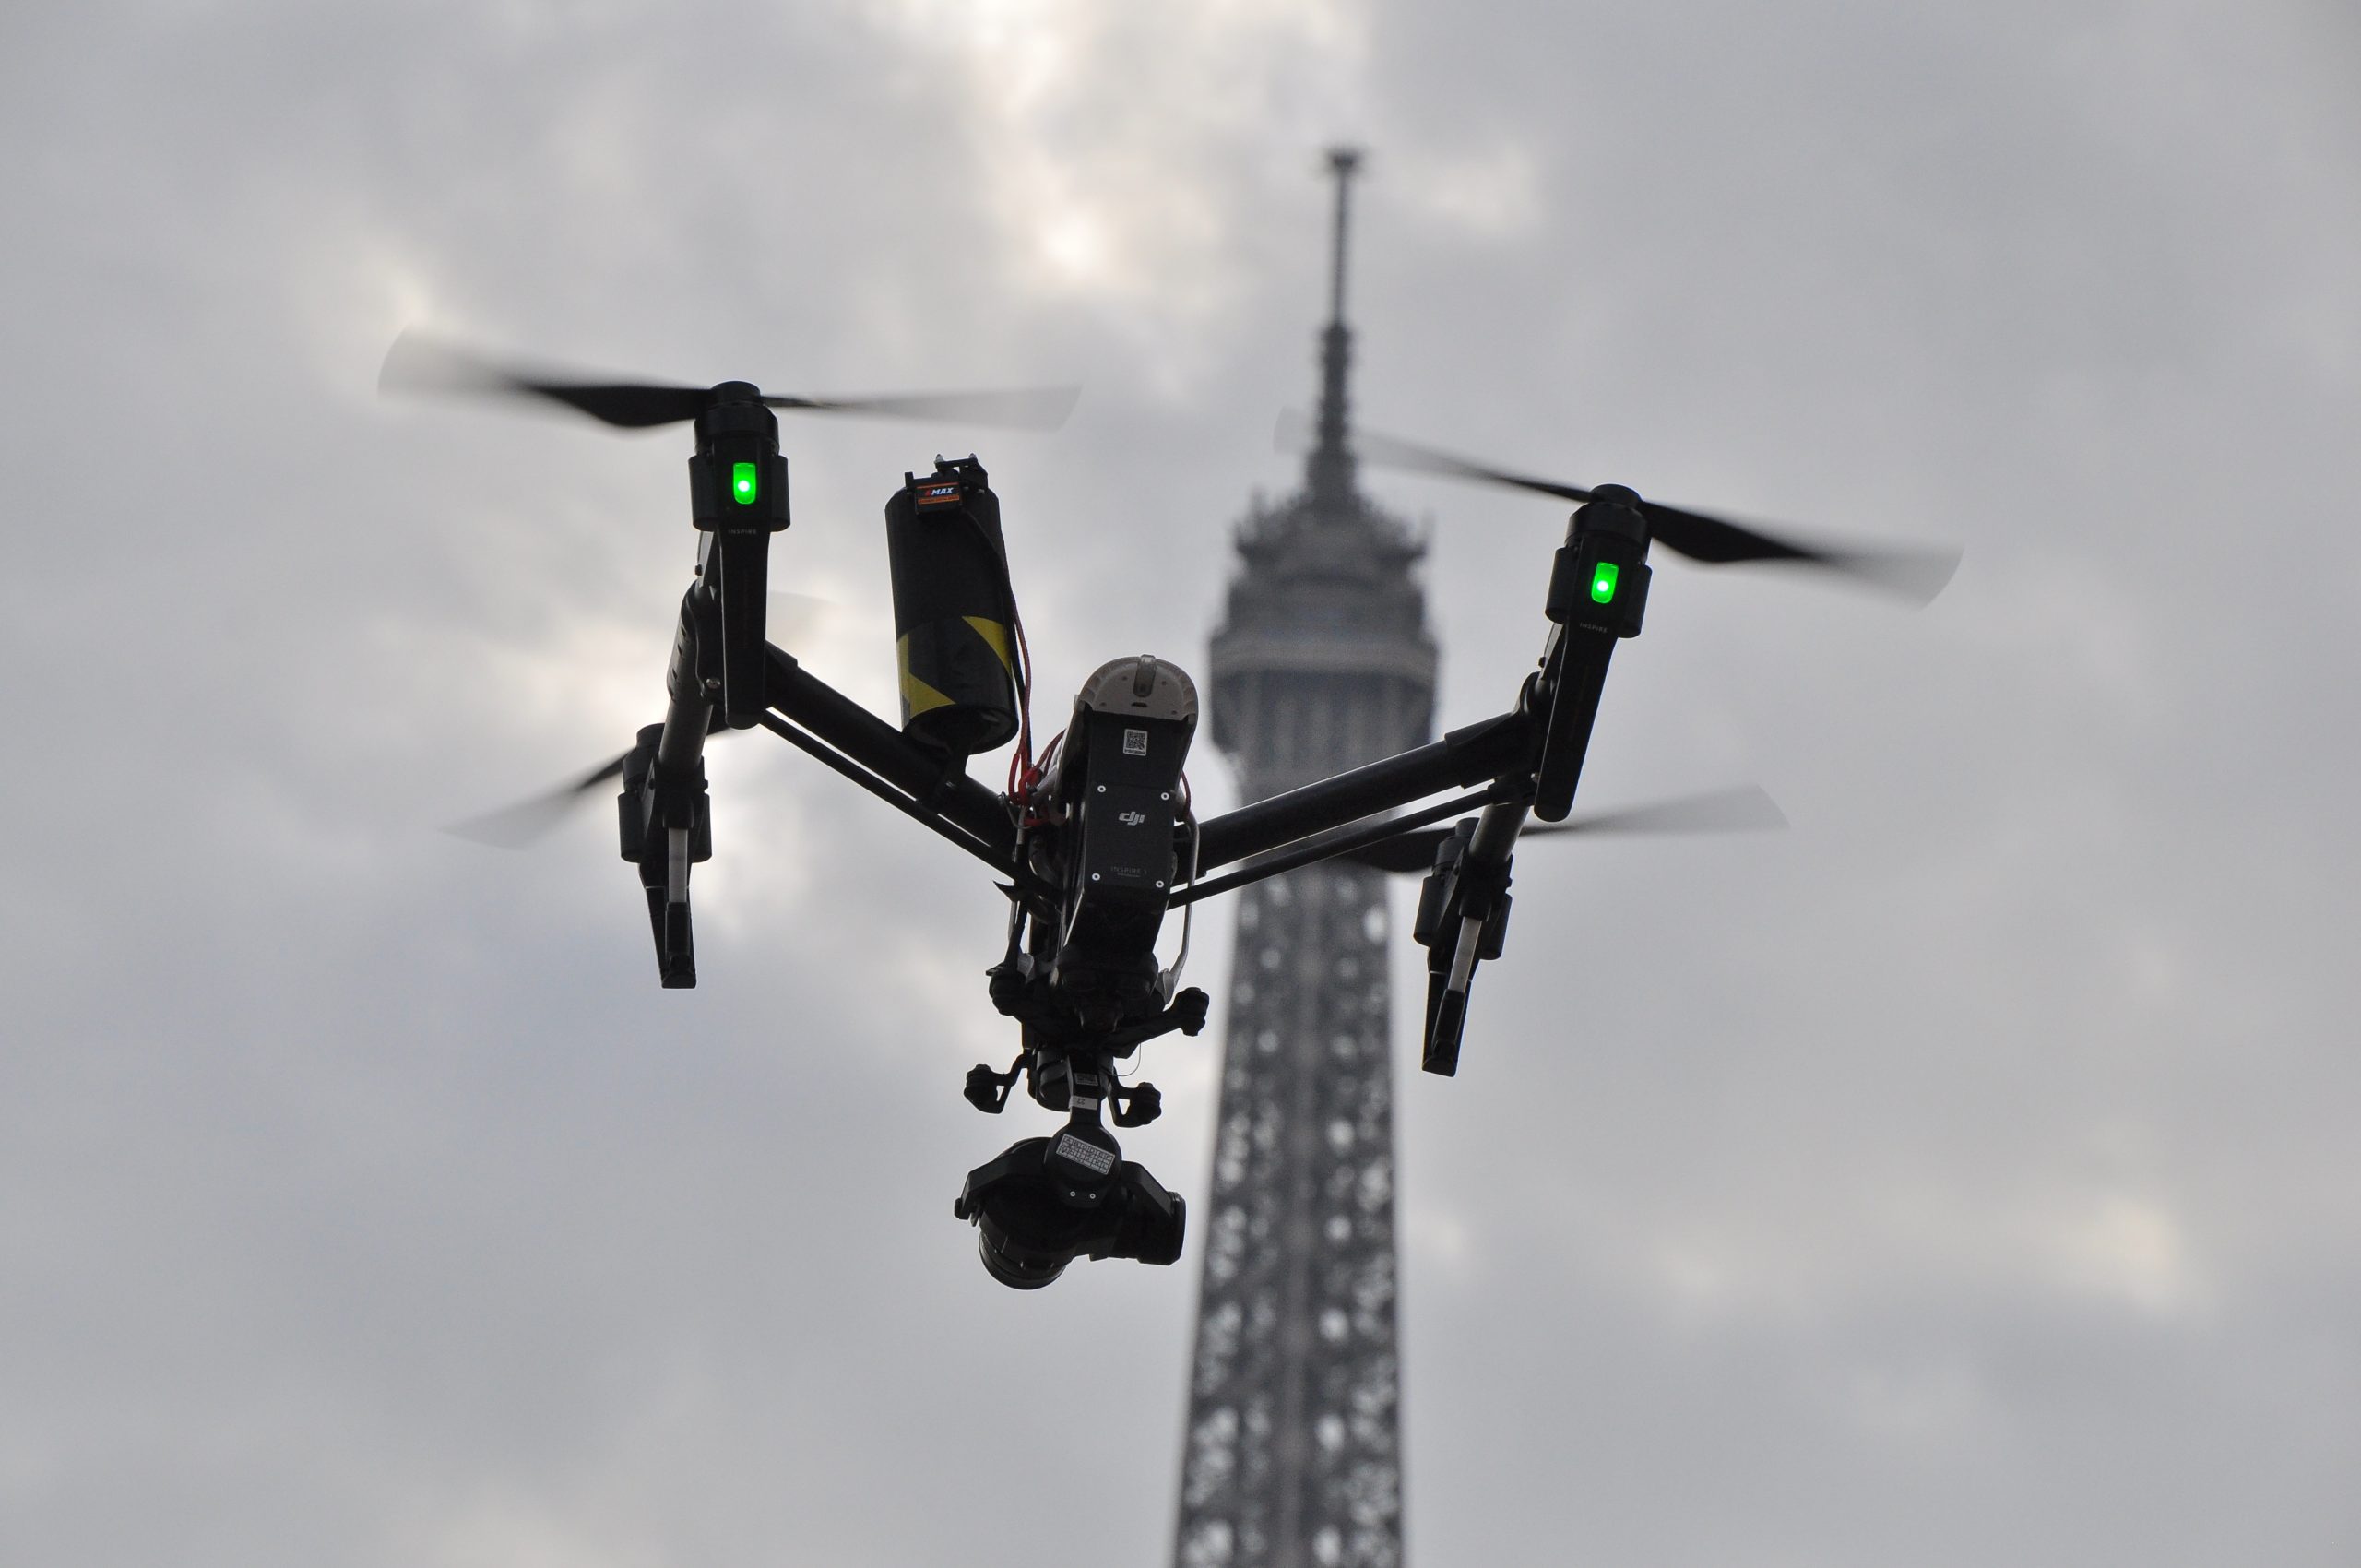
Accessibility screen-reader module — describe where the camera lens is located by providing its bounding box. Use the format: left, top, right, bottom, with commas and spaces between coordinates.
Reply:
976, 1215, 1069, 1289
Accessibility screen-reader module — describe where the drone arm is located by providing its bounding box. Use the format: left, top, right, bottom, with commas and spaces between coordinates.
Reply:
762, 644, 1020, 870
1191, 708, 1536, 872
757, 710, 1018, 876
1169, 781, 1520, 908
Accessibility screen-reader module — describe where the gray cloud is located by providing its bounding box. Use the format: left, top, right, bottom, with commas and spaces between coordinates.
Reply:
3, 2, 2357, 1565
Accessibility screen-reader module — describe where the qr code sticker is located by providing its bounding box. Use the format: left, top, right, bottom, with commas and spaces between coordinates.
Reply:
1122, 728, 1149, 756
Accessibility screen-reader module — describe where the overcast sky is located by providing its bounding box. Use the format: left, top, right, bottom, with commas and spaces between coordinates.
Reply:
4, 2, 2359, 1565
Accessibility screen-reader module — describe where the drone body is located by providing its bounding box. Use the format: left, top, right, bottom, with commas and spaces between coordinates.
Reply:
387, 331, 1954, 1289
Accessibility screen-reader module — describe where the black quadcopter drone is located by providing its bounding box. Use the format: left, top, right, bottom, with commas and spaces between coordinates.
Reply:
384, 331, 1956, 1289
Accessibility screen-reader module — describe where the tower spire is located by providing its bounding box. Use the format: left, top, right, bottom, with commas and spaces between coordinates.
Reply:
1183, 148, 1432, 1568
1308, 146, 1363, 508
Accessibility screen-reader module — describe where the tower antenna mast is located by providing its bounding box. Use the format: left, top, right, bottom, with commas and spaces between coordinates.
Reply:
1308, 146, 1364, 509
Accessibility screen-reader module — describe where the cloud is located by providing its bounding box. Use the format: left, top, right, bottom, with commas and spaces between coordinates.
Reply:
4, 2, 2359, 1566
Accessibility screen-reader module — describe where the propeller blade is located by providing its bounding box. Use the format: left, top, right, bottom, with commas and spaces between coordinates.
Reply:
1341, 785, 1787, 873
1640, 499, 1960, 604
1530, 783, 1788, 836
444, 596, 837, 851
380, 331, 711, 428
445, 704, 768, 849
383, 331, 1078, 433
1308, 416, 1595, 505
443, 750, 632, 849
764, 385, 1080, 432
1281, 411, 1959, 604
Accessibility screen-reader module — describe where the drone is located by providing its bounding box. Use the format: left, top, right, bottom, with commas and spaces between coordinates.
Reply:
384, 331, 1957, 1289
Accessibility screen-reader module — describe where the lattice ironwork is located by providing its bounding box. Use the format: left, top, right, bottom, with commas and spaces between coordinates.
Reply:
1173, 146, 1436, 1568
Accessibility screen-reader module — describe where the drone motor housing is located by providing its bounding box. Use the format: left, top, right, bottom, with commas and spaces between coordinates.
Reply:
884, 457, 1021, 760
1547, 484, 1651, 638
685, 387, 791, 531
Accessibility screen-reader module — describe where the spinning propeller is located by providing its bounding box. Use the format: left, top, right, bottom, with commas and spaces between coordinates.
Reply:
445, 751, 636, 849
1339, 784, 1786, 873
444, 595, 844, 849
382, 330, 1080, 432
1280, 413, 1960, 604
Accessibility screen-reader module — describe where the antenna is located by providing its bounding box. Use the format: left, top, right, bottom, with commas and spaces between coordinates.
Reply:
1307, 145, 1365, 509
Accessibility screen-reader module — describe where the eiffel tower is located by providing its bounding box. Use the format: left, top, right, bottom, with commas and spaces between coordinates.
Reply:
1172, 148, 1437, 1568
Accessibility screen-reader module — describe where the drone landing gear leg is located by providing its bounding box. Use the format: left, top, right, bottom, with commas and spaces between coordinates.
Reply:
629, 866, 699, 986
619, 601, 718, 989
1413, 803, 1519, 1076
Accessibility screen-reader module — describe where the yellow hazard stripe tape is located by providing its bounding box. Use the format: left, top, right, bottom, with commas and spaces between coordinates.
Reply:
963, 615, 1016, 678
896, 635, 958, 718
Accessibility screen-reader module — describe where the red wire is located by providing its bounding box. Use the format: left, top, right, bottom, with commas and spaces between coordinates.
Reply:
1018, 731, 1063, 826
1006, 612, 1036, 799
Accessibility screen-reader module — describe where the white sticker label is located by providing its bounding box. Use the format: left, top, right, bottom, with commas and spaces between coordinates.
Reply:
1122, 727, 1149, 756
1055, 1133, 1117, 1177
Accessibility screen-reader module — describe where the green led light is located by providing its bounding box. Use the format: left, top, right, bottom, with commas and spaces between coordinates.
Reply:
1590, 561, 1619, 603
731, 461, 758, 505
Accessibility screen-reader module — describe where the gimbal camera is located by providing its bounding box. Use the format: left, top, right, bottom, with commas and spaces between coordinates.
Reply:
388, 332, 1956, 1289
